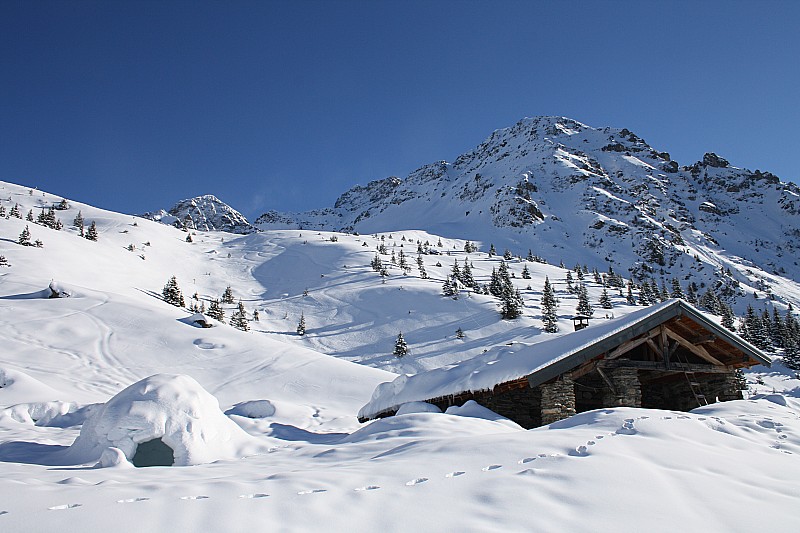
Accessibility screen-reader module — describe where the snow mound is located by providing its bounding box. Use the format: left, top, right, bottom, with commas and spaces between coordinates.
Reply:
1, 400, 77, 426
67, 374, 268, 467
225, 399, 276, 418
396, 401, 442, 415
445, 400, 524, 429
0, 367, 64, 405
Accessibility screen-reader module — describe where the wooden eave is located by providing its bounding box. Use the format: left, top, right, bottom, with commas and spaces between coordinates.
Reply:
526, 299, 770, 389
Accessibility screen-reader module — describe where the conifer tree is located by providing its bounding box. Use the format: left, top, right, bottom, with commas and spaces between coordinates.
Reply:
296, 313, 306, 336
398, 249, 409, 272
599, 288, 613, 309
461, 260, 475, 288
451, 260, 462, 284
26, 209, 34, 222
0, 255, 9, 267
541, 276, 559, 333
73, 211, 84, 236
721, 304, 736, 332
0, 205, 5, 217
162, 276, 185, 307
442, 276, 457, 298
230, 301, 250, 331
488, 243, 496, 256
222, 286, 235, 304
626, 281, 636, 305
56, 198, 69, 210
18, 225, 32, 246
186, 233, 193, 243
207, 299, 224, 321
371, 254, 383, 272
9, 203, 21, 218
503, 249, 513, 260
670, 278, 684, 299
416, 255, 427, 279
575, 283, 594, 316
85, 221, 98, 241
455, 327, 465, 339
565, 270, 575, 294
521, 264, 531, 279
686, 283, 698, 305
252, 309, 260, 322
393, 332, 409, 357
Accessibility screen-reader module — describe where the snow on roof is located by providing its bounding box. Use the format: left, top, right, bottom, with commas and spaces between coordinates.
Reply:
359, 300, 769, 420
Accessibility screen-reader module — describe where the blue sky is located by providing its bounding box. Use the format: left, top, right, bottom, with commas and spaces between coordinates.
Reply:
2, 0, 798, 219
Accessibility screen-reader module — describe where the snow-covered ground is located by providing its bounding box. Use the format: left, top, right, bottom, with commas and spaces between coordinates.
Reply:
1, 180, 798, 530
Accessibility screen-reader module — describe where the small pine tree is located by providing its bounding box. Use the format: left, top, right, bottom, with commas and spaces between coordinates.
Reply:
252, 309, 260, 322
393, 332, 409, 357
34, 239, 43, 248
186, 233, 193, 243
0, 205, 5, 217
9, 203, 21, 218
455, 327, 465, 339
18, 225, 32, 246
222, 286, 235, 304
670, 278, 684, 299
575, 283, 594, 316
207, 299, 225, 321
162, 276, 184, 307
56, 198, 69, 210
488, 243, 496, 256
626, 281, 636, 305
26, 209, 34, 222
0, 255, 9, 267
297, 313, 306, 336
541, 276, 559, 333
73, 211, 84, 235
230, 301, 250, 331
442, 276, 457, 298
599, 288, 613, 309
85, 221, 98, 241
521, 264, 531, 279
503, 249, 513, 260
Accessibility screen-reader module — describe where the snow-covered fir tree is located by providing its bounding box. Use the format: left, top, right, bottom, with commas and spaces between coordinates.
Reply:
162, 276, 185, 307
541, 276, 559, 333
207, 299, 224, 321
521, 264, 531, 279
575, 283, 594, 316
599, 288, 613, 309
222, 286, 235, 304
18, 225, 32, 246
296, 313, 306, 336
230, 301, 249, 331
9, 203, 21, 218
85, 221, 98, 241
393, 332, 409, 357
73, 211, 84, 236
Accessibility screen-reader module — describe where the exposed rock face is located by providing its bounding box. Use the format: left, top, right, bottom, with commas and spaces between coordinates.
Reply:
143, 195, 256, 234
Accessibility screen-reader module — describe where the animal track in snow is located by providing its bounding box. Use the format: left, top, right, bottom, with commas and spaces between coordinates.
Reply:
518, 458, 535, 464
0, 511, 8, 516
238, 493, 269, 499
445, 471, 465, 478
180, 495, 209, 500
406, 478, 428, 486
116, 497, 149, 503
48, 504, 82, 510
354, 485, 380, 491
482, 464, 502, 471
297, 489, 326, 495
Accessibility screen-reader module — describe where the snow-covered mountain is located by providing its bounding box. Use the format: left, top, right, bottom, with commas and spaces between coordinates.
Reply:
257, 116, 800, 311
144, 194, 255, 234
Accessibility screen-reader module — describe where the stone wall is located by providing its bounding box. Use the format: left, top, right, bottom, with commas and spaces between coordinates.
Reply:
539, 379, 576, 426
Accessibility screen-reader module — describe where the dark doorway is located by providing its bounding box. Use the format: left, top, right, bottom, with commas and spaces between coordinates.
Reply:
132, 437, 175, 467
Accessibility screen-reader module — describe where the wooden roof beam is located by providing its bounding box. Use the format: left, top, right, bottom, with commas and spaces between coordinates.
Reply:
663, 327, 724, 366
605, 328, 661, 360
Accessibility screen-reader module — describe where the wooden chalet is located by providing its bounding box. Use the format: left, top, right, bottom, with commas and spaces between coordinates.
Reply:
358, 299, 771, 428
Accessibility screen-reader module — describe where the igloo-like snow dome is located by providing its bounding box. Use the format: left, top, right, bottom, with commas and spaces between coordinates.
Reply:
67, 374, 266, 467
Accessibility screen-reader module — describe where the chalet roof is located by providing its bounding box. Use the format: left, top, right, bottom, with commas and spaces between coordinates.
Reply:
358, 299, 771, 420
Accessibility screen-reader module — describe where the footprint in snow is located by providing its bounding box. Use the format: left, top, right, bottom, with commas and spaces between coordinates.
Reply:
595, 435, 604, 440
48, 504, 82, 510
445, 471, 465, 478
518, 458, 535, 464
239, 493, 269, 499
570, 445, 589, 457
406, 478, 428, 486
0, 511, 8, 516
354, 486, 380, 491
297, 489, 326, 495
538, 454, 547, 458
180, 496, 209, 500
116, 498, 149, 504
587, 440, 596, 446
482, 465, 502, 471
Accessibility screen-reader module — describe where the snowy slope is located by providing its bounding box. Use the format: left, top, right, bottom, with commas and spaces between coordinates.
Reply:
1, 180, 799, 530
257, 116, 800, 314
